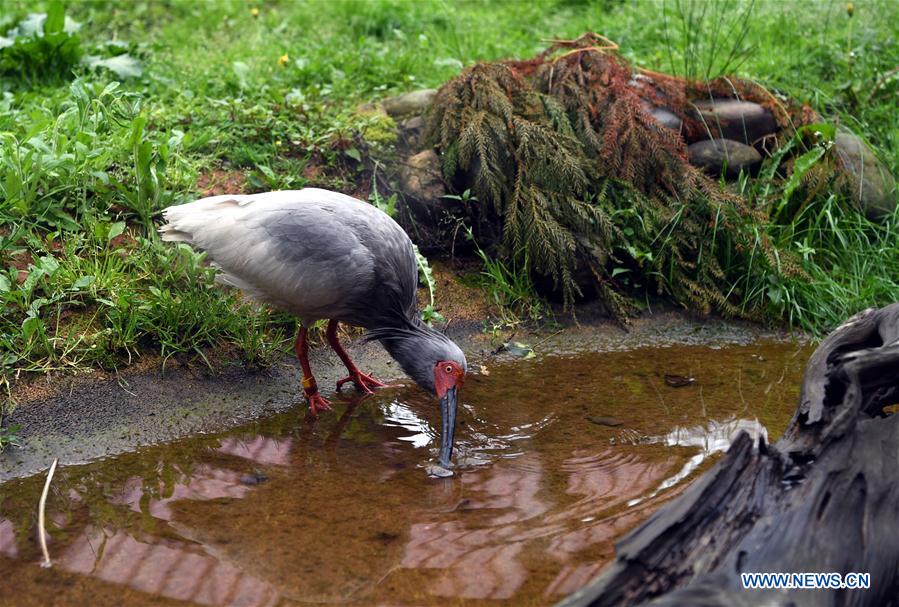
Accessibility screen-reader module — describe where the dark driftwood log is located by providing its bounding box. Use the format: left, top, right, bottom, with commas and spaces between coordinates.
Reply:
559, 303, 899, 607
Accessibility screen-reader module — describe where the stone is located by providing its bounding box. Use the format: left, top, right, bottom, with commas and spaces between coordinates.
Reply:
663, 374, 695, 388
398, 115, 426, 150
586, 416, 625, 427
397, 149, 447, 222
691, 99, 777, 144
382, 89, 437, 117
833, 130, 897, 221
400, 150, 443, 199
688, 139, 762, 180
645, 105, 683, 132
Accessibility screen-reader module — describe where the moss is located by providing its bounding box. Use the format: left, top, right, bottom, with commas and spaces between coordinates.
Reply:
357, 108, 398, 147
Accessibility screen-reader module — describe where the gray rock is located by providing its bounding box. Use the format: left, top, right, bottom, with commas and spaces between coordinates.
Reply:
630, 74, 682, 132
645, 105, 683, 132
586, 416, 625, 427
834, 130, 897, 221
691, 99, 777, 144
398, 149, 446, 221
398, 115, 426, 150
688, 139, 762, 180
382, 89, 437, 117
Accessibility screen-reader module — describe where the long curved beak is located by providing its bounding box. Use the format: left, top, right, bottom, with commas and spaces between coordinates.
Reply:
437, 386, 458, 468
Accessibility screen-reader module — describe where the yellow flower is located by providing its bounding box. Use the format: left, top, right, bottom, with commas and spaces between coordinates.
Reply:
251, 7, 260, 18
278, 53, 289, 67
847, 2, 854, 17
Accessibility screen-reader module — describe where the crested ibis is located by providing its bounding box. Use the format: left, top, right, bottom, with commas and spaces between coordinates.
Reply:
159, 188, 467, 469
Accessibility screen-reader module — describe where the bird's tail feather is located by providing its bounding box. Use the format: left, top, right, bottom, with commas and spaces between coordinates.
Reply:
158, 226, 193, 243
158, 196, 247, 245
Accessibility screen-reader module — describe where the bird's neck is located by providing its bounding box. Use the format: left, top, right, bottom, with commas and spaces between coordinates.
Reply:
377, 321, 441, 394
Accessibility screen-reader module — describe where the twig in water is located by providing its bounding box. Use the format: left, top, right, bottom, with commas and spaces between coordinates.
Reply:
38, 458, 58, 568
531, 329, 564, 351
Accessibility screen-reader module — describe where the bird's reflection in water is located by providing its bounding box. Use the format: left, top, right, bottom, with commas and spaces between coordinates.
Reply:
0, 519, 17, 558
400, 448, 678, 600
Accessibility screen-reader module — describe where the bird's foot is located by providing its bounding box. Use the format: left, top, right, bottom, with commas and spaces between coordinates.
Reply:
306, 391, 332, 416
336, 370, 389, 394
302, 376, 331, 416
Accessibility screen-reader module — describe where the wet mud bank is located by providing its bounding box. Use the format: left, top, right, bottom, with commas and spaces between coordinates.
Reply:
2, 311, 798, 484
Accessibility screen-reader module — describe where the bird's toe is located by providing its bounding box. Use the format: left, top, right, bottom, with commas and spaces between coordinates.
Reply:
307, 393, 332, 416
337, 370, 390, 394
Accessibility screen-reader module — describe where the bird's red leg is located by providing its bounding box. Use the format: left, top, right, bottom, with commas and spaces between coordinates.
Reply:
326, 319, 389, 394
295, 324, 331, 415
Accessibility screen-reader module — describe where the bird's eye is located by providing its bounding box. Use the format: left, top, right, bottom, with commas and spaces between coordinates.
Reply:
445, 365, 453, 374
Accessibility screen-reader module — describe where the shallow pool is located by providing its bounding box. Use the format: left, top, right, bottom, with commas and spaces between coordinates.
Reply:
0, 340, 810, 606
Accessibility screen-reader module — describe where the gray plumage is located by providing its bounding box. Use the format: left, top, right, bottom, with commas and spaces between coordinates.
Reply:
159, 188, 466, 394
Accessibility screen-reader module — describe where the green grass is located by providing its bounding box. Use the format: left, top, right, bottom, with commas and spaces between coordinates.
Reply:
1, 0, 898, 413
464, 228, 546, 327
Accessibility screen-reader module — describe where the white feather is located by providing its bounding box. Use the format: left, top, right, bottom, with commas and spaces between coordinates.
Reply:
158, 189, 388, 321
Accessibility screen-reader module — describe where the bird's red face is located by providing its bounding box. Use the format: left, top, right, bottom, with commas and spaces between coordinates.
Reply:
434, 360, 465, 400
434, 360, 465, 469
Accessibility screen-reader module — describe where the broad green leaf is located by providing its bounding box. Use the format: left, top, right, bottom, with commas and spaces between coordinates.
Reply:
232, 61, 251, 89
129, 114, 147, 145
44, 2, 65, 35
782, 146, 826, 203
21, 316, 43, 340
28, 298, 49, 317
797, 122, 836, 143
39, 255, 59, 274
83, 54, 143, 78
73, 275, 95, 290
107, 221, 126, 242
257, 164, 276, 180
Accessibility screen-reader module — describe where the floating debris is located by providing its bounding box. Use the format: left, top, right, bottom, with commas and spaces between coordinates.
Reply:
664, 374, 696, 388
239, 470, 268, 485
500, 342, 536, 359
586, 416, 625, 427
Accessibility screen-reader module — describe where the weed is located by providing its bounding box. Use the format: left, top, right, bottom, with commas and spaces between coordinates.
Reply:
413, 245, 445, 326
1, 0, 897, 390
0, 423, 21, 453
663, 0, 757, 80
466, 229, 545, 327
1, 3, 142, 84
0, 3, 83, 83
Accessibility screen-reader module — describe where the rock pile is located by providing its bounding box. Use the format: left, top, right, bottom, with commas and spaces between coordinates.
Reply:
643, 92, 895, 218
379, 79, 895, 224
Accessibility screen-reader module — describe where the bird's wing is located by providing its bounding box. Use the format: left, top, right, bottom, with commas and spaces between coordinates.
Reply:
159, 189, 378, 319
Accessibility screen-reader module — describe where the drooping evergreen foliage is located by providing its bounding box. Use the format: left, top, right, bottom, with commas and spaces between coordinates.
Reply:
428, 33, 819, 320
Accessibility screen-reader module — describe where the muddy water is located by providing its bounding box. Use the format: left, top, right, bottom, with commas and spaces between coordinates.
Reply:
0, 341, 810, 607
